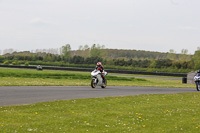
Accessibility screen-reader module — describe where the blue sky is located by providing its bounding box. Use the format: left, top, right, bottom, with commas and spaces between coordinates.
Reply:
0, 0, 199, 54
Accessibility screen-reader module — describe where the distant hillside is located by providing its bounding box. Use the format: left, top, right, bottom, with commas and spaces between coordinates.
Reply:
2, 48, 192, 61
103, 49, 193, 60
3, 51, 56, 57
100, 49, 168, 59
0, 47, 195, 73
74, 48, 192, 60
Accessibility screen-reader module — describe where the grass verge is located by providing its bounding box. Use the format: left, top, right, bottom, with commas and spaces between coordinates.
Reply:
0, 68, 195, 88
0, 77, 195, 88
1, 93, 200, 132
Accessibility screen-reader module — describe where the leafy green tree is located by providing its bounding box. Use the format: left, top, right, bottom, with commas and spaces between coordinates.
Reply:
106, 58, 115, 65
0, 56, 5, 63
126, 59, 133, 66
70, 56, 84, 64
90, 44, 105, 58
181, 49, 188, 54
155, 59, 172, 68
90, 44, 100, 57
61, 44, 71, 62
167, 49, 177, 60
193, 48, 200, 70
180, 49, 190, 61
43, 54, 55, 62
140, 59, 152, 68
76, 45, 90, 58
149, 59, 156, 68
85, 56, 103, 64
83, 45, 90, 58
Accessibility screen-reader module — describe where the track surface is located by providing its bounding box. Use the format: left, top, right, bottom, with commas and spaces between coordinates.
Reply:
0, 86, 196, 106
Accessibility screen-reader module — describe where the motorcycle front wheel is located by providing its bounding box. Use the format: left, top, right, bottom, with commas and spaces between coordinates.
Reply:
101, 79, 107, 88
196, 82, 200, 91
91, 79, 96, 88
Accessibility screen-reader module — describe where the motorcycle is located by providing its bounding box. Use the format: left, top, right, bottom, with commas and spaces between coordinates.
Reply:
91, 69, 108, 88
194, 75, 200, 91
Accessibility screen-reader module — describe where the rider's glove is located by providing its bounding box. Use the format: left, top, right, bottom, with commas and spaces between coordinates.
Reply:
97, 68, 102, 71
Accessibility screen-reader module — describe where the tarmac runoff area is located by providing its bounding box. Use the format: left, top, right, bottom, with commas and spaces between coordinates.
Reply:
0, 86, 196, 106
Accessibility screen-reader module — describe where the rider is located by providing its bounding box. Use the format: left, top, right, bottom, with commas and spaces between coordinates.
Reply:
95, 62, 105, 80
196, 70, 200, 76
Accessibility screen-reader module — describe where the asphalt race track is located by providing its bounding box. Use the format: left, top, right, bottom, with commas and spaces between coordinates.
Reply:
0, 86, 196, 106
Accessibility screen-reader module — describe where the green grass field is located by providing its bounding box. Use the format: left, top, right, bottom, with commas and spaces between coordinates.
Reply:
0, 67, 198, 132
1, 93, 200, 132
0, 68, 195, 88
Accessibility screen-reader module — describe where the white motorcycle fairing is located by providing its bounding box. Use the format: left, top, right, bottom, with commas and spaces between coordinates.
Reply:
91, 70, 107, 88
194, 75, 200, 91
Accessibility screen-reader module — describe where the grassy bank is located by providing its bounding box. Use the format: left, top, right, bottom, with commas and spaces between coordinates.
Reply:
0, 68, 139, 81
0, 68, 195, 88
1, 61, 192, 73
1, 93, 200, 132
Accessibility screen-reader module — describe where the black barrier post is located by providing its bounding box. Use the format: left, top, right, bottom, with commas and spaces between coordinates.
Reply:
182, 77, 187, 84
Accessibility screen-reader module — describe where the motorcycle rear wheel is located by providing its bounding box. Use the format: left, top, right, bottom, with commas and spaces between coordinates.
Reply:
101, 79, 107, 88
91, 79, 96, 88
196, 82, 200, 91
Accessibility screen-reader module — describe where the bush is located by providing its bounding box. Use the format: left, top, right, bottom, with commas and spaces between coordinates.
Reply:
18, 61, 24, 65
3, 60, 9, 65
24, 61, 29, 66
12, 62, 17, 65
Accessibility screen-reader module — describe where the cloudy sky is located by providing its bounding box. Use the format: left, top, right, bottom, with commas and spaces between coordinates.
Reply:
0, 0, 199, 54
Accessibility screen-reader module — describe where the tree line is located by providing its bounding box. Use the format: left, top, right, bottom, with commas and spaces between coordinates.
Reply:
1, 44, 200, 72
